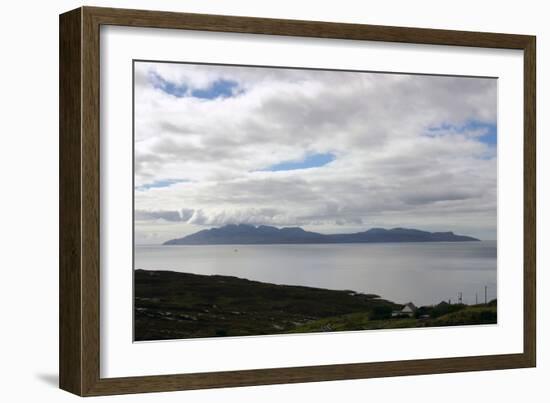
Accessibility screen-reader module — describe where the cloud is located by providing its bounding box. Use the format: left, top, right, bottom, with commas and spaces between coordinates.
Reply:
135, 209, 194, 222
187, 207, 282, 226
133, 61, 497, 242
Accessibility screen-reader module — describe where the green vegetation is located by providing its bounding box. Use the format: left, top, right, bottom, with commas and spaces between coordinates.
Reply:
290, 305, 497, 333
134, 269, 497, 341
430, 305, 497, 326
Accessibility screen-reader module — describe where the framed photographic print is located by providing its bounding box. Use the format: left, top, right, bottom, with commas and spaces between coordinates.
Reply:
59, 6, 536, 396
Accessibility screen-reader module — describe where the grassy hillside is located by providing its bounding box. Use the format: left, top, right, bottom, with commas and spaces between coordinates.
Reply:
134, 269, 496, 341
290, 305, 497, 333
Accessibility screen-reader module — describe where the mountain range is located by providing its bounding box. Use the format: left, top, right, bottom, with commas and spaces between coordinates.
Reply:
163, 224, 480, 245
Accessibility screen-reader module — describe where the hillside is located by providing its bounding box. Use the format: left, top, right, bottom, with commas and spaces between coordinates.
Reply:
134, 269, 495, 341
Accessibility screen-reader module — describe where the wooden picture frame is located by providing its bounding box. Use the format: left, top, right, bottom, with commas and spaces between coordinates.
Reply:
59, 6, 536, 396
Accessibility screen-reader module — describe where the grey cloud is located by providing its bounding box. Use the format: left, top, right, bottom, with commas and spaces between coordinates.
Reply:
187, 209, 208, 225
135, 209, 194, 222
402, 190, 478, 206
179, 209, 195, 221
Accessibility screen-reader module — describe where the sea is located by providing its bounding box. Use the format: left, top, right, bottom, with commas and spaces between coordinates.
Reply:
135, 241, 497, 307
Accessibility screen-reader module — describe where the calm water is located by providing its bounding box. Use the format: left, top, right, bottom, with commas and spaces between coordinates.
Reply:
135, 241, 497, 306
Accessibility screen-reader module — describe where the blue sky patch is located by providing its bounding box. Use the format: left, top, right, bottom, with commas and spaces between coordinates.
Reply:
192, 80, 239, 99
427, 120, 497, 146
149, 72, 188, 97
136, 179, 186, 191
465, 121, 497, 146
149, 71, 239, 100
263, 153, 335, 172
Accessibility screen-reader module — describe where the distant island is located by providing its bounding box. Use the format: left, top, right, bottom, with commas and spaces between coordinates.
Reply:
163, 224, 480, 245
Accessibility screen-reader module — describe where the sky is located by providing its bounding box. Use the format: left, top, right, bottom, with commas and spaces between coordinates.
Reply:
134, 61, 497, 244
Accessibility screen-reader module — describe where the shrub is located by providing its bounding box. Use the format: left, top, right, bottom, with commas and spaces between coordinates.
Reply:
431, 303, 465, 318
415, 306, 433, 319
370, 305, 393, 320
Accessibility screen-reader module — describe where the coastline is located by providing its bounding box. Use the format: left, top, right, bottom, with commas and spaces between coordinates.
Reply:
134, 269, 497, 341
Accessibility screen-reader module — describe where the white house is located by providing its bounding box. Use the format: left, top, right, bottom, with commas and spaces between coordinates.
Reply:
392, 302, 417, 317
